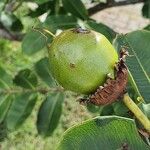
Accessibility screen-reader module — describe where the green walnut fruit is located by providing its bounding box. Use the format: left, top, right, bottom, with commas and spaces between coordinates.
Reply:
48, 28, 118, 94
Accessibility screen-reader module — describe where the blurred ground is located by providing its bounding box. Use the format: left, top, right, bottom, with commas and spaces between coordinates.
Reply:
92, 4, 150, 33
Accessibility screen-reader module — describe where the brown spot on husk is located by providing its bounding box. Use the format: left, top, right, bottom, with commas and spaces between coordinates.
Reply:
70, 63, 76, 68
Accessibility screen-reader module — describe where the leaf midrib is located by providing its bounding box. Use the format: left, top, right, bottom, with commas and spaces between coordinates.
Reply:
46, 93, 60, 132
11, 94, 36, 129
24, 34, 45, 54
125, 36, 150, 82
0, 78, 10, 89
21, 75, 35, 89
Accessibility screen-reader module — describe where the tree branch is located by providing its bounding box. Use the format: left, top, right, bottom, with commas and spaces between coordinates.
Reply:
88, 0, 144, 16
0, 87, 64, 95
0, 23, 24, 41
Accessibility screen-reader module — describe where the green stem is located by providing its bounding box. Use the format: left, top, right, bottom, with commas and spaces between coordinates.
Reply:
54, 0, 60, 15
32, 27, 56, 38
123, 93, 150, 133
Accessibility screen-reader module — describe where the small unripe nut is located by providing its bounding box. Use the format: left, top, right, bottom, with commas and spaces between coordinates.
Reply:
48, 28, 118, 94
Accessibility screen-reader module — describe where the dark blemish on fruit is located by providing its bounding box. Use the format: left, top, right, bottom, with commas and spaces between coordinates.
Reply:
121, 143, 130, 150
71, 27, 90, 34
70, 63, 76, 68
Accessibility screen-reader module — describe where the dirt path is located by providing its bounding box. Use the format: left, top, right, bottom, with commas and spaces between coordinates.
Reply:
91, 4, 150, 33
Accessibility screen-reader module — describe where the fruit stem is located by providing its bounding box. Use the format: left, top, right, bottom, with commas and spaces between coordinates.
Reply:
32, 27, 56, 38
123, 93, 150, 133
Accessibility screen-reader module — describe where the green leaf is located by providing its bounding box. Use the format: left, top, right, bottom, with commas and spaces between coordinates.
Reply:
13, 69, 38, 89
0, 95, 12, 123
22, 31, 47, 55
62, 0, 88, 20
34, 57, 55, 87
144, 24, 150, 31
112, 101, 129, 117
0, 122, 7, 142
37, 92, 64, 137
44, 15, 77, 32
86, 20, 116, 42
114, 30, 150, 103
57, 116, 149, 150
11, 18, 23, 32
142, 0, 150, 18
0, 2, 5, 12
0, 12, 23, 32
100, 104, 114, 116
86, 103, 101, 113
27, 1, 54, 18
34, 0, 50, 4
0, 66, 12, 89
6, 93, 37, 130
127, 78, 139, 101
140, 103, 150, 119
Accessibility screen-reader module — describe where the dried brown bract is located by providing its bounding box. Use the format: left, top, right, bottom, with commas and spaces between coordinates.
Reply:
80, 49, 128, 106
